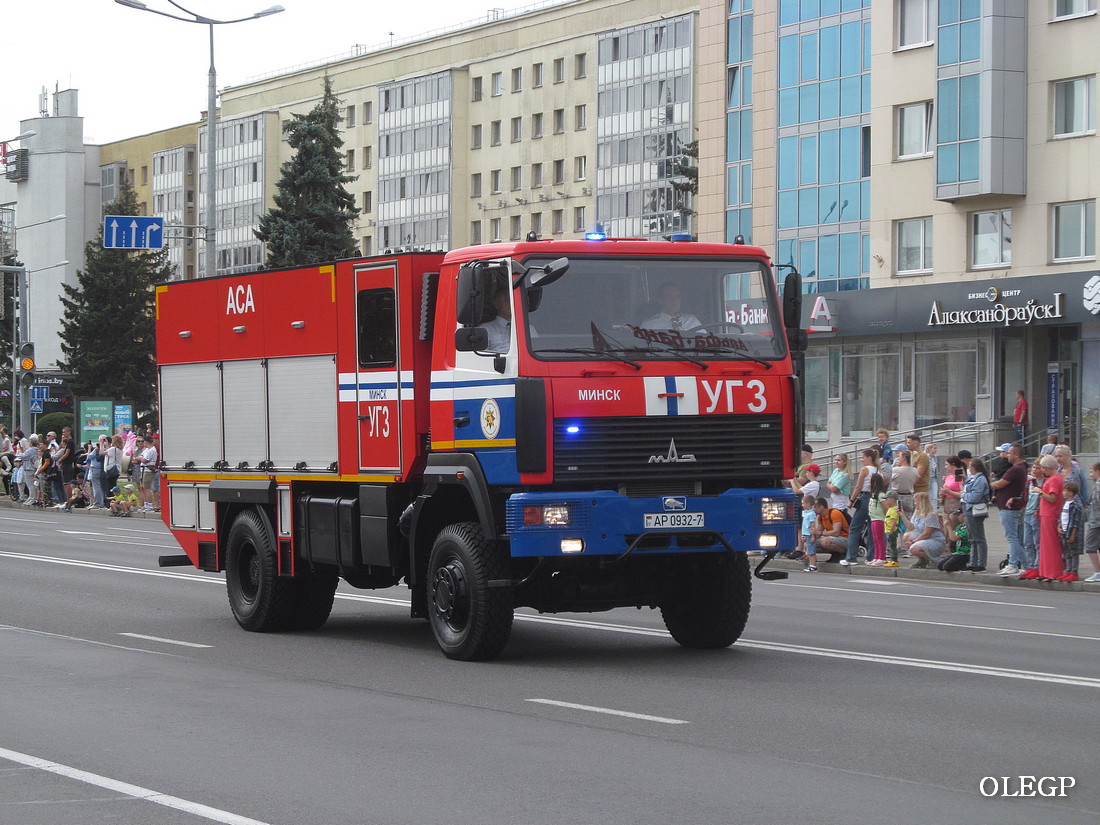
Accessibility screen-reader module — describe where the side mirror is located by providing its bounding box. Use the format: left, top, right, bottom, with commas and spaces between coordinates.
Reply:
456, 261, 507, 326
782, 270, 802, 330
527, 256, 569, 288
455, 326, 489, 352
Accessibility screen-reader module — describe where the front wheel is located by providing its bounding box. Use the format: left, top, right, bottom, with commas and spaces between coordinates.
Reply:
225, 509, 297, 632
427, 523, 513, 661
660, 553, 751, 649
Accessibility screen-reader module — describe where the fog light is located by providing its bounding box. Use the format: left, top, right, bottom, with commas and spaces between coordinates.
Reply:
759, 534, 778, 549
560, 538, 585, 553
543, 505, 572, 526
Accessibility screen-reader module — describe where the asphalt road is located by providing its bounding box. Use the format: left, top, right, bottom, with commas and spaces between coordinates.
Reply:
2, 507, 1098, 825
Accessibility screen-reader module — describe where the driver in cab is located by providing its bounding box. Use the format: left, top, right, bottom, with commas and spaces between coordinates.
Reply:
640, 282, 704, 334
482, 275, 512, 353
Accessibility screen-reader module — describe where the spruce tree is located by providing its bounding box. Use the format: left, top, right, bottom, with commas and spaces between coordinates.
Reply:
58, 183, 170, 414
256, 75, 360, 267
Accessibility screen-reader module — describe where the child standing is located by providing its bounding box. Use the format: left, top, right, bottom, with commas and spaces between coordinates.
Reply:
800, 494, 818, 571
882, 492, 901, 567
866, 474, 888, 565
1058, 480, 1084, 582
1018, 462, 1044, 579
1084, 464, 1100, 583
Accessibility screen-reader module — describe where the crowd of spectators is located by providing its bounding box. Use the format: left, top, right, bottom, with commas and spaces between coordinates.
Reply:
0, 424, 159, 515
788, 433, 1100, 584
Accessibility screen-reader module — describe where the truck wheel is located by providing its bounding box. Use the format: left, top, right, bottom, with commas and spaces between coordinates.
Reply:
225, 509, 296, 632
289, 571, 339, 631
427, 522, 513, 661
660, 553, 751, 649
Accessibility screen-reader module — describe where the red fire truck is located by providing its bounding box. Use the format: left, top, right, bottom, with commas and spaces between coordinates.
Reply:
155, 235, 803, 660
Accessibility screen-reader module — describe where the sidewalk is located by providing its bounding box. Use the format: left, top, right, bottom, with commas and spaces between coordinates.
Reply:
2, 498, 163, 520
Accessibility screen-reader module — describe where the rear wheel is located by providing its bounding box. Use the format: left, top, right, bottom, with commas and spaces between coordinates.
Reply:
289, 570, 339, 631
427, 522, 513, 661
660, 553, 751, 649
225, 509, 297, 632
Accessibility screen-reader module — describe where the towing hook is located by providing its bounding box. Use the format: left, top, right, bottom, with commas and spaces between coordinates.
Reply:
753, 550, 789, 581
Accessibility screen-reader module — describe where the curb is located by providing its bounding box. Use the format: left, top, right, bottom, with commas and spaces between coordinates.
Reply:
764, 556, 1100, 594
1, 499, 163, 520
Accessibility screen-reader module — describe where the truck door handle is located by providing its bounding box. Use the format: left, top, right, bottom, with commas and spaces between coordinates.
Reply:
358, 414, 371, 421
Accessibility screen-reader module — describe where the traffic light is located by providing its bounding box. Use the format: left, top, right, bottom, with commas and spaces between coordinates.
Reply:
17, 341, 34, 386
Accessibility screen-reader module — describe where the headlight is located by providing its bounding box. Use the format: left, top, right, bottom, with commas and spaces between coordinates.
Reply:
760, 497, 792, 522
524, 504, 572, 526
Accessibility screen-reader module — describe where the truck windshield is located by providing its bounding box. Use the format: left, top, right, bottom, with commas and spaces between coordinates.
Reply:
520, 255, 786, 363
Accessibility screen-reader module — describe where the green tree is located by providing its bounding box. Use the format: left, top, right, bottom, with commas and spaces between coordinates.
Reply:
256, 75, 360, 267
58, 183, 171, 414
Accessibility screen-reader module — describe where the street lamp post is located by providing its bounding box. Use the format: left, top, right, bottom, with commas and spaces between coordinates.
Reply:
114, 1, 285, 278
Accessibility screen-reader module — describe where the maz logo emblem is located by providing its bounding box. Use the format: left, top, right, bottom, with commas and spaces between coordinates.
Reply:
648, 439, 697, 464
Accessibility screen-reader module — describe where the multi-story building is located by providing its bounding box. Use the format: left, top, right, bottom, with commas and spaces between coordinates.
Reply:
701, 0, 1099, 462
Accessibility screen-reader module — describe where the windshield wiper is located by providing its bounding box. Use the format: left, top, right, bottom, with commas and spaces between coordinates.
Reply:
536, 347, 642, 370
611, 346, 709, 370
683, 346, 775, 369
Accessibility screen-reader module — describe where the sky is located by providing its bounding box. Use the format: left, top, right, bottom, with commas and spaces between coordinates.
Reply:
3, 0, 542, 145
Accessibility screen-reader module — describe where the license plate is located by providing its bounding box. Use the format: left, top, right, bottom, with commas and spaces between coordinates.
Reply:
644, 512, 705, 529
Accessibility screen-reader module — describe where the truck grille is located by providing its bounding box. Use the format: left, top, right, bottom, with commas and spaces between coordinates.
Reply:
553, 414, 784, 487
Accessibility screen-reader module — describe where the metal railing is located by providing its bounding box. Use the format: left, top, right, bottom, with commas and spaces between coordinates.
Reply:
811, 420, 999, 468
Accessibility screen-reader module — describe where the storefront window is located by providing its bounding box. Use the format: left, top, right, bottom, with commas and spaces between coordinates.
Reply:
842, 343, 899, 437
805, 348, 829, 438
914, 339, 977, 427
1081, 341, 1099, 458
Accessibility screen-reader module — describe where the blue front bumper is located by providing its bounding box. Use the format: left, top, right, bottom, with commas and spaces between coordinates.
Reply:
505, 488, 798, 558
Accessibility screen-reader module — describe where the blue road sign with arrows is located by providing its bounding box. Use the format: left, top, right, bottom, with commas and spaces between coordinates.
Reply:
103, 215, 164, 250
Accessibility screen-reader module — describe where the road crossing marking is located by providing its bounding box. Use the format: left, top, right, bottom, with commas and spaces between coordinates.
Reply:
0, 746, 272, 825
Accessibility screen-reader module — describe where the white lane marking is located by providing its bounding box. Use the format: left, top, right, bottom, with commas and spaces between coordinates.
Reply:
5, 550, 1094, 688
1, 625, 177, 657
526, 698, 689, 725
0, 746, 272, 825
61, 536, 181, 548
0, 531, 38, 536
735, 640, 1100, 689
848, 578, 903, 585
57, 530, 103, 535
853, 614, 1100, 642
119, 633, 212, 649
777, 581, 1055, 608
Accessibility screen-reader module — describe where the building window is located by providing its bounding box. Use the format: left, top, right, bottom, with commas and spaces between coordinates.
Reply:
553, 159, 565, 185
362, 235, 373, 256
575, 53, 587, 79
362, 191, 372, 212
1053, 76, 1096, 137
896, 217, 933, 273
471, 124, 482, 150
553, 58, 565, 84
531, 212, 543, 236
574, 104, 587, 130
511, 166, 522, 190
491, 72, 503, 96
897, 0, 931, 48
346, 149, 355, 172
531, 162, 543, 187
363, 101, 373, 123
532, 62, 544, 87
574, 155, 587, 181
897, 101, 933, 158
491, 120, 502, 146
553, 109, 565, 134
532, 112, 544, 139
345, 105, 356, 128
490, 169, 502, 194
490, 217, 501, 242
842, 343, 900, 437
511, 116, 522, 143
1053, 200, 1096, 260
971, 209, 1012, 268
512, 67, 522, 92
510, 215, 522, 240
1054, 0, 1097, 19
552, 209, 564, 234
471, 173, 482, 197
471, 220, 482, 244
472, 77, 483, 101
364, 145, 372, 169
573, 206, 586, 231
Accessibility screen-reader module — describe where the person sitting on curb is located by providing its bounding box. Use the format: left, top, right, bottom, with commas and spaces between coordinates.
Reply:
108, 482, 140, 517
